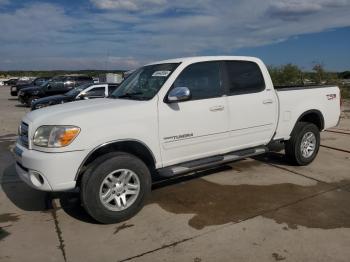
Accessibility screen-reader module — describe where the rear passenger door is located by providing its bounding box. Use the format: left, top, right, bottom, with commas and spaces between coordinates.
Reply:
158, 61, 230, 166
224, 61, 278, 150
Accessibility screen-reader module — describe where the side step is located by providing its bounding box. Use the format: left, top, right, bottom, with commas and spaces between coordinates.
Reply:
158, 146, 268, 178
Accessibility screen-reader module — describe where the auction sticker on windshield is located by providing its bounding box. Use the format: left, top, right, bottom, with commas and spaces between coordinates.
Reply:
152, 71, 171, 77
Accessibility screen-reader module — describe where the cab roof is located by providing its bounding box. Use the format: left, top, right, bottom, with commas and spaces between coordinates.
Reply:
147, 56, 262, 66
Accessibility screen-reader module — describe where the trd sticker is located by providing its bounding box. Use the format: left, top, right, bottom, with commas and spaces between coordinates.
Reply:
164, 133, 193, 142
326, 94, 336, 100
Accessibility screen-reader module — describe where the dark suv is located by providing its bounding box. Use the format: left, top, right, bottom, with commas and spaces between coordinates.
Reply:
4, 78, 19, 86
18, 75, 93, 106
11, 77, 52, 96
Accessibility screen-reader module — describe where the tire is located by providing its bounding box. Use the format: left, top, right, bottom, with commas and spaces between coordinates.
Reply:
80, 152, 151, 224
285, 122, 320, 166
26, 96, 39, 107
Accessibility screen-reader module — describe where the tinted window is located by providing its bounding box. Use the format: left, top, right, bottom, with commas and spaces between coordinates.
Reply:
107, 85, 119, 94
85, 87, 105, 97
77, 76, 92, 81
64, 77, 73, 82
65, 83, 92, 96
173, 62, 222, 100
225, 61, 265, 95
34, 78, 45, 85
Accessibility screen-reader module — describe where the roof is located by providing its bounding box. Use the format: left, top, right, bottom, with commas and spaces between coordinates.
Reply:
147, 56, 262, 66
94, 82, 119, 85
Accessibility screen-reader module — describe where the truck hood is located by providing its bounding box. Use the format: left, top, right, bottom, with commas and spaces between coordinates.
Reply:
23, 97, 158, 152
20, 86, 42, 93
24, 97, 153, 126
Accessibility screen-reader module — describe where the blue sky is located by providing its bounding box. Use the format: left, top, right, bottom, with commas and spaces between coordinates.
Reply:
0, 0, 350, 71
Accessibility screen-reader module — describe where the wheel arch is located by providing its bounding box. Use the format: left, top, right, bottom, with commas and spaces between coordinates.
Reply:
293, 109, 325, 134
75, 139, 156, 185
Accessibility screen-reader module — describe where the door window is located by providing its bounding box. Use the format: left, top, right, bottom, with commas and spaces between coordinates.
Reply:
225, 61, 265, 95
84, 87, 105, 97
173, 62, 222, 100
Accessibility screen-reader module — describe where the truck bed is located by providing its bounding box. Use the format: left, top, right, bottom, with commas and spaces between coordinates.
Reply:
274, 85, 340, 140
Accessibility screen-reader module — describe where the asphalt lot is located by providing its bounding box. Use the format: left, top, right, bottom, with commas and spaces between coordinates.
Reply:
1, 86, 350, 262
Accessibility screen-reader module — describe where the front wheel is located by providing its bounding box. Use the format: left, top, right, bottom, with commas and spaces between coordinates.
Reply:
285, 122, 320, 166
81, 152, 151, 224
26, 96, 39, 107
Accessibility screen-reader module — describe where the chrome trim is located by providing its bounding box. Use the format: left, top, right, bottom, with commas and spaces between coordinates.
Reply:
167, 86, 191, 102
74, 139, 157, 181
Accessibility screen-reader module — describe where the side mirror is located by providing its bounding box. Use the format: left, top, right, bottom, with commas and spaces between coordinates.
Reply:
167, 86, 191, 103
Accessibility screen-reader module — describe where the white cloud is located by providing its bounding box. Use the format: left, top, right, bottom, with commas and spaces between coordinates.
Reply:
267, 0, 349, 20
1, 0, 350, 70
90, 0, 167, 11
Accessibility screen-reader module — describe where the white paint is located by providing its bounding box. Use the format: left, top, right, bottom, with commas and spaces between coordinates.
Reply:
15, 56, 341, 191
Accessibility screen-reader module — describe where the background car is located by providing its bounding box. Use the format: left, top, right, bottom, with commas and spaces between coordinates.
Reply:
3, 78, 19, 86
11, 76, 52, 96
31, 83, 119, 110
18, 74, 93, 106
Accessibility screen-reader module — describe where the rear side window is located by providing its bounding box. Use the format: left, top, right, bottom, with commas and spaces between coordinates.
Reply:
225, 61, 265, 95
173, 61, 222, 100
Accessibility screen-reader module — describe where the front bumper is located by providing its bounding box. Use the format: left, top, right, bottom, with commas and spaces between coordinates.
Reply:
18, 94, 26, 104
11, 86, 17, 96
14, 142, 88, 191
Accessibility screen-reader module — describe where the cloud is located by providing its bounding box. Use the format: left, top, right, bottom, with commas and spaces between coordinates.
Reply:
0, 0, 350, 70
267, 0, 349, 20
0, 0, 9, 6
90, 0, 167, 11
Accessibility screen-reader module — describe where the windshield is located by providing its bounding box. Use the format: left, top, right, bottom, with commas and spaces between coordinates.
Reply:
110, 63, 180, 100
39, 80, 50, 88
65, 83, 93, 96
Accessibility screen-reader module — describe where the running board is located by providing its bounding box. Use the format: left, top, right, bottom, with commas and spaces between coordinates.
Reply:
158, 146, 268, 178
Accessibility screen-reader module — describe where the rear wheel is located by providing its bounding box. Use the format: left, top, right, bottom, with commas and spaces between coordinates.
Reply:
285, 122, 320, 166
81, 152, 151, 224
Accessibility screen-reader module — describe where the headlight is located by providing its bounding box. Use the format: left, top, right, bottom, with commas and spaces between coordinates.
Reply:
33, 126, 80, 147
32, 90, 40, 95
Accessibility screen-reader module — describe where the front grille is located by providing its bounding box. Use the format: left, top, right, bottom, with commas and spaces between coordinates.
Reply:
19, 122, 29, 148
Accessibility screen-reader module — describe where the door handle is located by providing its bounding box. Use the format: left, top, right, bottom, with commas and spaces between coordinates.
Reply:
210, 105, 224, 112
263, 99, 273, 104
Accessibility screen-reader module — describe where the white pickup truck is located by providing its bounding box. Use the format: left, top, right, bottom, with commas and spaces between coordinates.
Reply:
14, 56, 341, 223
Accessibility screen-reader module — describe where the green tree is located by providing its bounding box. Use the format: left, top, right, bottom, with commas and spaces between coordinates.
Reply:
268, 64, 302, 85
312, 63, 325, 84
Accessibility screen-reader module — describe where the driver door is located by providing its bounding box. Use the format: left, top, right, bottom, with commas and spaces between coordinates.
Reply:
158, 61, 230, 166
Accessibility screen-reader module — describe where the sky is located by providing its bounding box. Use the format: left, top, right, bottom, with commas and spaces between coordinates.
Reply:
0, 0, 350, 71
